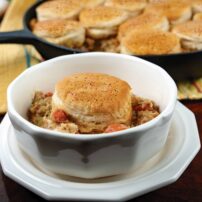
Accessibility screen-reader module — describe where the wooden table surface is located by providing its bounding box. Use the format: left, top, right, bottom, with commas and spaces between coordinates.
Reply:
0, 100, 201, 202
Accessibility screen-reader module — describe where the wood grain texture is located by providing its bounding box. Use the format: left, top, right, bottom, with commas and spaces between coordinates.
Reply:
0, 101, 201, 202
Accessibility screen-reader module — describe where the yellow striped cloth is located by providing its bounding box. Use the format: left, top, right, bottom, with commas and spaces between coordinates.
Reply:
0, 0, 38, 114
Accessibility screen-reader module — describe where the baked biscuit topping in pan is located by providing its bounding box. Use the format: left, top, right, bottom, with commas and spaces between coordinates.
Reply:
80, 6, 129, 39
118, 12, 169, 40
191, 0, 202, 13
32, 0, 202, 55
172, 20, 202, 50
121, 30, 181, 55
144, 1, 192, 25
105, 0, 147, 16
36, 0, 82, 21
193, 13, 202, 21
80, 0, 106, 8
33, 19, 85, 48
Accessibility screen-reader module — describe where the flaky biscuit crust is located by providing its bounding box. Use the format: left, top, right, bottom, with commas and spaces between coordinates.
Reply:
144, 1, 192, 24
193, 13, 202, 21
118, 13, 169, 39
33, 19, 84, 38
105, 0, 147, 12
172, 21, 202, 42
33, 19, 85, 47
36, 0, 82, 21
52, 73, 132, 133
121, 30, 181, 55
80, 0, 105, 8
79, 6, 129, 28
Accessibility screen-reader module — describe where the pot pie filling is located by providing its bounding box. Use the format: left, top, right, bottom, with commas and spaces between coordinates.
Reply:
28, 74, 160, 134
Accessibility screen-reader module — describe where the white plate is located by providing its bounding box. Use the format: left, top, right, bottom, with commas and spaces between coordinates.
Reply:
0, 102, 200, 201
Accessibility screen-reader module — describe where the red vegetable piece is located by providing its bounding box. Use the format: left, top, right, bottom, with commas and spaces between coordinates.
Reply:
44, 92, 53, 97
52, 110, 68, 123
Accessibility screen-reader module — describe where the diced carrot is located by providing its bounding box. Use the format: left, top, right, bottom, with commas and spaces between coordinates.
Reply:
104, 123, 128, 133
133, 103, 151, 111
52, 110, 68, 123
44, 92, 53, 97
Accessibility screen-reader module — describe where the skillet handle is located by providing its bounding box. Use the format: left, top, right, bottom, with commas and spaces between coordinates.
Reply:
0, 30, 37, 44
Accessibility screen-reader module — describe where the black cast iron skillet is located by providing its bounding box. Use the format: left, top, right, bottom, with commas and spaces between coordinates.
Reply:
0, 0, 201, 81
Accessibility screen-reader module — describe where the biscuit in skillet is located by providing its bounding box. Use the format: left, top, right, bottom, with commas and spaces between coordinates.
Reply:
36, 0, 82, 21
80, 0, 106, 8
33, 19, 85, 48
79, 6, 129, 39
190, 0, 202, 13
118, 12, 169, 40
172, 20, 202, 50
144, 1, 192, 25
193, 13, 202, 21
121, 30, 181, 55
105, 0, 147, 17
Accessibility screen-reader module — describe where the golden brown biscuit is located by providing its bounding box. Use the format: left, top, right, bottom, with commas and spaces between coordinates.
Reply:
36, 0, 82, 21
149, 0, 192, 4
33, 19, 85, 48
80, 0, 105, 8
52, 73, 132, 133
118, 13, 169, 40
121, 30, 181, 55
149, 0, 167, 2
105, 0, 147, 17
172, 21, 202, 50
144, 1, 192, 25
172, 0, 202, 14
193, 13, 202, 21
86, 28, 118, 40
192, 0, 202, 13
79, 6, 129, 39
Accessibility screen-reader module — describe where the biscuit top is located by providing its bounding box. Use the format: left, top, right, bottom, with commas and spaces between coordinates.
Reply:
118, 13, 168, 39
105, 0, 147, 12
172, 21, 202, 41
191, 0, 202, 11
79, 6, 129, 28
80, 0, 105, 8
54, 73, 131, 114
149, 0, 167, 2
33, 19, 83, 38
36, 0, 82, 20
122, 30, 180, 55
193, 13, 202, 21
144, 1, 191, 22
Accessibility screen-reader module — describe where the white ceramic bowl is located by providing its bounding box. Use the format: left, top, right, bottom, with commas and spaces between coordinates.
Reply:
7, 52, 177, 179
